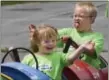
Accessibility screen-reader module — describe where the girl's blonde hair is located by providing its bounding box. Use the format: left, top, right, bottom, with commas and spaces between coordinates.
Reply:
30, 24, 57, 52
75, 1, 97, 23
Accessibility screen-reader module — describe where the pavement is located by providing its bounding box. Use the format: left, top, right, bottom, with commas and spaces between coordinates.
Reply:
0, 2, 108, 62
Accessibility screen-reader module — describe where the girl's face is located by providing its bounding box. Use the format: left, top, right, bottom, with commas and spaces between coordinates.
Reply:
39, 37, 57, 54
33, 25, 58, 54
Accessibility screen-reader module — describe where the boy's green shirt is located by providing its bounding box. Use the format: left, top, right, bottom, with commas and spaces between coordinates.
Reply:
22, 52, 68, 80
58, 28, 104, 69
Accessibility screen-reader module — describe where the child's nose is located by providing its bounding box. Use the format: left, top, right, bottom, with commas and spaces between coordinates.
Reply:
48, 41, 55, 45
49, 42, 54, 45
74, 16, 80, 20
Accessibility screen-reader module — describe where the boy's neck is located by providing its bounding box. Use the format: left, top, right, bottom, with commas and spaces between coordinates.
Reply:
85, 25, 93, 32
84, 28, 93, 32
77, 29, 93, 33
76, 27, 93, 33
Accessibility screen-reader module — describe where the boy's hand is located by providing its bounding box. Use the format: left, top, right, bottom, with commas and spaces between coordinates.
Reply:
61, 36, 70, 43
80, 41, 95, 55
29, 24, 36, 40
81, 41, 95, 49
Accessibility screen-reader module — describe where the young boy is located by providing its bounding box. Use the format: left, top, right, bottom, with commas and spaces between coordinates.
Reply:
58, 2, 104, 69
22, 24, 93, 80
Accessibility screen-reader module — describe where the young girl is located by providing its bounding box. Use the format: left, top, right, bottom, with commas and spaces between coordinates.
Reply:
22, 24, 93, 80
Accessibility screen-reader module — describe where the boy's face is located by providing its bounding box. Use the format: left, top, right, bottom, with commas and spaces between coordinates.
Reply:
39, 37, 57, 54
73, 6, 92, 32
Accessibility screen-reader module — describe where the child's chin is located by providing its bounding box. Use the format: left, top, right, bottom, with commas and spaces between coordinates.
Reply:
45, 49, 53, 53
75, 27, 82, 32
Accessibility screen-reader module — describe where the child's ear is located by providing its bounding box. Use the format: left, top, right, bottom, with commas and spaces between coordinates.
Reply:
90, 17, 95, 24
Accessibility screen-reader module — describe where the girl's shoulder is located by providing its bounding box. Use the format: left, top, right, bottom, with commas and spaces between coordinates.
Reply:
23, 54, 33, 60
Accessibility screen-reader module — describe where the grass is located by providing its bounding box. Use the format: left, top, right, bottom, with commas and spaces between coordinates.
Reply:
1, 1, 72, 6
0, 47, 9, 53
1, 1, 36, 6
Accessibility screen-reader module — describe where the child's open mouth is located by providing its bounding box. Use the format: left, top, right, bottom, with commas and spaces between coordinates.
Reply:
74, 21, 80, 28
74, 20, 80, 28
46, 47, 54, 50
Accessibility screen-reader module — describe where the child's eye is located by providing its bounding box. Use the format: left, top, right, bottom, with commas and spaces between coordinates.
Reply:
52, 40, 56, 42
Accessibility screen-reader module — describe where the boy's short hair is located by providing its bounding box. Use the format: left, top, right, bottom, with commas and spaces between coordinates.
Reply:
75, 1, 97, 23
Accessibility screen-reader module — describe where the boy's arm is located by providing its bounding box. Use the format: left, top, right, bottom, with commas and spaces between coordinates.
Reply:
67, 33, 104, 58
67, 46, 85, 64
66, 41, 92, 64
58, 28, 69, 36
92, 34, 104, 57
57, 28, 72, 48
83, 34, 104, 58
60, 46, 84, 66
